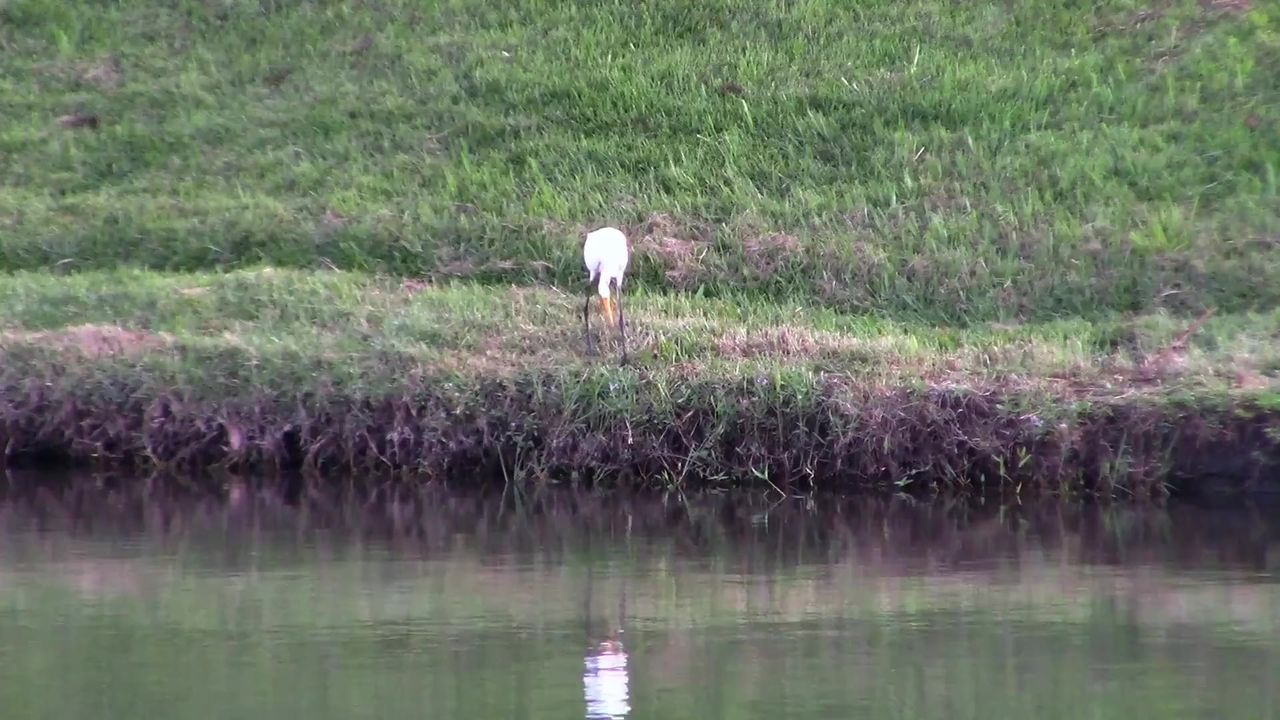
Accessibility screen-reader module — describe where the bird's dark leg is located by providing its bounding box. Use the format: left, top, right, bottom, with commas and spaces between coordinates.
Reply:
613, 278, 629, 366
583, 277, 596, 357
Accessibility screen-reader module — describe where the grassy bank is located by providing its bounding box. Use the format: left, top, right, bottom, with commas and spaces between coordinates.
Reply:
2, 0, 1279, 494
2, 270, 1279, 495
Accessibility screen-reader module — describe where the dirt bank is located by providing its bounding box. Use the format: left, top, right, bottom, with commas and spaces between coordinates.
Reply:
3, 364, 1278, 499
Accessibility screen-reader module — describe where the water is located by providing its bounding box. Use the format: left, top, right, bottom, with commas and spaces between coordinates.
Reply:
0, 481, 1278, 719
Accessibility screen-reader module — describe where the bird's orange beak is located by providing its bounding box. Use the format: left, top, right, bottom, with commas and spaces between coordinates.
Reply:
599, 296, 618, 328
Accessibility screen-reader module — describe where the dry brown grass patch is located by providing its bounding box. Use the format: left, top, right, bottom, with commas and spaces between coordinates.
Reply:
715, 326, 908, 364
399, 278, 430, 295
1199, 0, 1250, 13
434, 254, 553, 279
741, 232, 800, 279
1132, 308, 1215, 382
1, 324, 173, 359
628, 213, 711, 287
1093, 7, 1165, 34
32, 56, 123, 92
80, 56, 123, 91
717, 327, 828, 358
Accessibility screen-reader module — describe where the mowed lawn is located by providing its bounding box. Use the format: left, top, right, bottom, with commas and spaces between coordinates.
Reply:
1, 0, 1278, 486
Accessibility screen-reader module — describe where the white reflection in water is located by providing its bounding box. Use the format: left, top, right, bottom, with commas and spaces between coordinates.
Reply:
584, 635, 629, 719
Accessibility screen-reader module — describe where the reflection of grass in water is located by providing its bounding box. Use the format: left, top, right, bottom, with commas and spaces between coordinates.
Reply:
0, 506, 1276, 636
1, 489, 1278, 718
0, 542, 1276, 719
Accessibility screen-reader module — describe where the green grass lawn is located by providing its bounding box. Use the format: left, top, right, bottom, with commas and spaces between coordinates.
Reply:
1, 0, 1278, 490
3, 0, 1278, 321
1, 268, 1278, 395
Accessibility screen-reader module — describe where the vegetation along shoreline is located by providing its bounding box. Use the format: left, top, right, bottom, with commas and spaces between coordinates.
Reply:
2, 1, 1278, 496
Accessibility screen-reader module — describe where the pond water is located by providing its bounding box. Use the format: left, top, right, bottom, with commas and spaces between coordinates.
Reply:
0, 479, 1278, 719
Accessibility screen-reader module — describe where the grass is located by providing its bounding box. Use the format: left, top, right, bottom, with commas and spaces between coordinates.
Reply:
1, 268, 1279, 392
1, 0, 1279, 492
2, 0, 1278, 322
1, 269, 1278, 494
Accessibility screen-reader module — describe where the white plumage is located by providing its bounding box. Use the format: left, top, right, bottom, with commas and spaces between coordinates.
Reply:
581, 226, 631, 363
583, 226, 630, 301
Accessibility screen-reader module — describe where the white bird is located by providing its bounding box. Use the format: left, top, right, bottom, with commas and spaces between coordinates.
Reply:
582, 226, 630, 364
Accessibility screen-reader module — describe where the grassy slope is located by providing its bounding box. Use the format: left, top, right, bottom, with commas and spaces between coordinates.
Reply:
1, 0, 1279, 490
2, 0, 1278, 321
1, 268, 1279, 392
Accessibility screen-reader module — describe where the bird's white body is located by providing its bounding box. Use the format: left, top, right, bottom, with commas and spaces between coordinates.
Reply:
583, 226, 629, 299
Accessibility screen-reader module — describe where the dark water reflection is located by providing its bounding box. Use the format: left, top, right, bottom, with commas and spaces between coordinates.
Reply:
0, 475, 1278, 719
